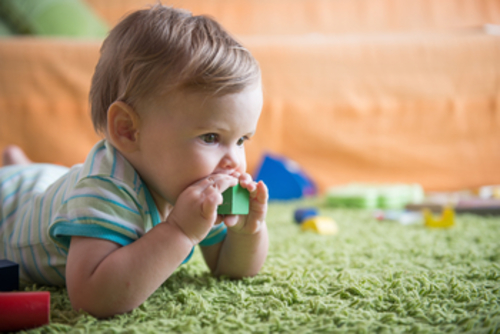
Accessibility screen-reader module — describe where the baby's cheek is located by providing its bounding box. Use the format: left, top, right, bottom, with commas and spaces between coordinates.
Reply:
238, 151, 247, 171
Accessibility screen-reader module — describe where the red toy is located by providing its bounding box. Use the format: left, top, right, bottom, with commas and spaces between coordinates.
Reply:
0, 291, 50, 332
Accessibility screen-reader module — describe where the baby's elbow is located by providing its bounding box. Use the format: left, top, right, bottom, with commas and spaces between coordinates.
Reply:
70, 300, 105, 319
71, 302, 127, 319
214, 267, 261, 280
240, 268, 261, 279
70, 294, 132, 319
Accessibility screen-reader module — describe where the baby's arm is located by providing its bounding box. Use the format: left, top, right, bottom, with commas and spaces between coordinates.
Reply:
201, 174, 269, 278
66, 223, 191, 318
66, 175, 237, 318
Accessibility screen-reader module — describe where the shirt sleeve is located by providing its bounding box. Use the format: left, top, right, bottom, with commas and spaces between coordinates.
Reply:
49, 176, 147, 252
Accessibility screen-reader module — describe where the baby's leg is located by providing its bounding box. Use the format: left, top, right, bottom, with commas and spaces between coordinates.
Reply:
2, 145, 32, 166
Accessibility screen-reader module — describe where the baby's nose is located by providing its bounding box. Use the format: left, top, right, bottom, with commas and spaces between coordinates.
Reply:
220, 148, 241, 170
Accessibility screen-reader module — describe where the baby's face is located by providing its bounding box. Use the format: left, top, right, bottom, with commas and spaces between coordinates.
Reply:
132, 83, 263, 210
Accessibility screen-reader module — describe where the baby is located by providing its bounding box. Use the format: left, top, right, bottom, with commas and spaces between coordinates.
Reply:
0, 5, 268, 318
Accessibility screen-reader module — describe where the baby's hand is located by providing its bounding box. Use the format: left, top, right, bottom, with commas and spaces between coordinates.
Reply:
223, 173, 268, 234
167, 174, 238, 245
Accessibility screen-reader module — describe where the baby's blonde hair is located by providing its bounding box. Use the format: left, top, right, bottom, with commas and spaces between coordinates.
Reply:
90, 4, 260, 134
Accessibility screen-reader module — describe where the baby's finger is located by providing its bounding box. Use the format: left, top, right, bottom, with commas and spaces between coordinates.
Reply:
199, 174, 238, 215
193, 174, 237, 194
223, 214, 239, 227
255, 181, 269, 204
200, 184, 223, 219
238, 173, 258, 193
238, 172, 253, 185
211, 174, 239, 193
190, 176, 217, 195
229, 171, 241, 179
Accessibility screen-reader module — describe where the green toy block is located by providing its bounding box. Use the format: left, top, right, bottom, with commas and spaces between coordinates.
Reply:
217, 184, 250, 215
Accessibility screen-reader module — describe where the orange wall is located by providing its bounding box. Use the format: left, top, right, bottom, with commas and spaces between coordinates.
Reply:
1, 1, 500, 192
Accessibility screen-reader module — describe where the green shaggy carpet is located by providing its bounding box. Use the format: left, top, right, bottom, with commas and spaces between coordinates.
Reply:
20, 200, 500, 333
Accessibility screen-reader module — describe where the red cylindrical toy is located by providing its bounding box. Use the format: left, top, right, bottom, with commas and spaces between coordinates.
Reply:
0, 291, 50, 332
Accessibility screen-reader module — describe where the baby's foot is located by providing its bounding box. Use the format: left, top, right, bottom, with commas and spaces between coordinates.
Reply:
2, 145, 32, 166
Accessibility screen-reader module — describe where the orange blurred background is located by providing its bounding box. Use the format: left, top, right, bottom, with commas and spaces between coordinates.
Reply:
1, 0, 499, 192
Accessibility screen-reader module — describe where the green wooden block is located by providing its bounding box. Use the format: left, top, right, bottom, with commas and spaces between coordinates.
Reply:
217, 185, 250, 215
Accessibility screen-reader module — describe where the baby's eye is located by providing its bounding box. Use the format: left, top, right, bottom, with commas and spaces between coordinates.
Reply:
201, 133, 219, 144
237, 136, 249, 146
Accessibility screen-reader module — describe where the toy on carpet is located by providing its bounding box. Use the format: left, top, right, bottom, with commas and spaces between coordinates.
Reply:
455, 198, 500, 216
301, 216, 338, 235
478, 185, 500, 199
0, 259, 50, 331
373, 210, 422, 225
407, 198, 500, 216
326, 183, 424, 209
405, 202, 444, 213
423, 207, 455, 228
293, 207, 338, 235
0, 291, 51, 332
293, 207, 318, 224
217, 184, 250, 215
0, 259, 19, 291
254, 153, 316, 200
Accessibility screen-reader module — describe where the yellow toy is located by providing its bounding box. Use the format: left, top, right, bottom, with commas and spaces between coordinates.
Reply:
301, 216, 338, 235
423, 207, 455, 228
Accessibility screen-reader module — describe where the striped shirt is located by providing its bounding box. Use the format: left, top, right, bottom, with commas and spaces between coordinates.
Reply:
0, 140, 227, 286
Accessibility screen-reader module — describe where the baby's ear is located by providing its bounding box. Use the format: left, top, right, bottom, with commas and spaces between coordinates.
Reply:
107, 101, 141, 153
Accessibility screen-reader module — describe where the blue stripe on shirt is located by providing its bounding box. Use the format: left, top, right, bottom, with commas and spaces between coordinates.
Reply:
50, 222, 136, 250
143, 186, 161, 227
199, 224, 228, 247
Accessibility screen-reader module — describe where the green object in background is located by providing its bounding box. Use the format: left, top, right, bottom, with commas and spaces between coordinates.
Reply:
217, 184, 250, 215
0, 0, 108, 37
0, 18, 14, 36
326, 183, 424, 209
326, 184, 379, 209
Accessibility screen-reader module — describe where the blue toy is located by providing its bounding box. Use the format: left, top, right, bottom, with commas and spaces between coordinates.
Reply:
294, 207, 319, 224
0, 259, 19, 291
254, 153, 316, 200
293, 207, 338, 235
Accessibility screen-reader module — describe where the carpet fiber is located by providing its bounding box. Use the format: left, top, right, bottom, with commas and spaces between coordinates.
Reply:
22, 200, 500, 333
